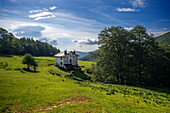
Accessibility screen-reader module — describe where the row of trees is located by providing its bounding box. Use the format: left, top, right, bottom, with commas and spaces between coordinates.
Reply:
0, 28, 60, 56
92, 25, 170, 87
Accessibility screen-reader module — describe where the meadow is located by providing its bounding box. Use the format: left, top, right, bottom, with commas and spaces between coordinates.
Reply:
0, 55, 169, 112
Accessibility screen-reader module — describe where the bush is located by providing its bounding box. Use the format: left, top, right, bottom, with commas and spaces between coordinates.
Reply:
85, 68, 92, 74
0, 62, 8, 69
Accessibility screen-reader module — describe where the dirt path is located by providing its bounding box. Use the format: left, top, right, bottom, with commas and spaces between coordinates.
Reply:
33, 96, 93, 112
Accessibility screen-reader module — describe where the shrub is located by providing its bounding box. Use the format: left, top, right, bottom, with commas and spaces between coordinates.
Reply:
0, 62, 8, 69
85, 68, 92, 74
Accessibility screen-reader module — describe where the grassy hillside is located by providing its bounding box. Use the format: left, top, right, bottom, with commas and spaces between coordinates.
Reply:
156, 32, 170, 44
0, 55, 170, 112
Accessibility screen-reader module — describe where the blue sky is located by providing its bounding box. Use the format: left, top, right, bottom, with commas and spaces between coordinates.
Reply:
0, 0, 169, 52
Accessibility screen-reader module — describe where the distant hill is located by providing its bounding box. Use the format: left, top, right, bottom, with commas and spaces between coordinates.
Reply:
156, 32, 170, 44
76, 51, 90, 59
79, 51, 98, 61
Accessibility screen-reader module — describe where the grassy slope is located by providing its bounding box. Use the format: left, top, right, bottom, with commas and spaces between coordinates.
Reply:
0, 55, 169, 113
156, 32, 170, 44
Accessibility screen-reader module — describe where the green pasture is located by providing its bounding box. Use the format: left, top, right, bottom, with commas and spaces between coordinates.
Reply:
0, 55, 169, 112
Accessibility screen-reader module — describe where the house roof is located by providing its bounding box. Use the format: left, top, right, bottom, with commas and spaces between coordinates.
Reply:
54, 51, 78, 57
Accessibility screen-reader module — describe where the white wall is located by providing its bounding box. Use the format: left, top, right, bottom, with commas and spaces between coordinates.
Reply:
55, 57, 64, 67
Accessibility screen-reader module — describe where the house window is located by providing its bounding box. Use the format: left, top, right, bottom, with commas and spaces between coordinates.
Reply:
70, 59, 72, 63
61, 57, 62, 60
73, 57, 74, 59
60, 62, 62, 66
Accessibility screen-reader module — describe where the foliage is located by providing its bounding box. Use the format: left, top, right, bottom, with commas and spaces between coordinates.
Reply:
93, 25, 170, 87
0, 28, 60, 56
85, 68, 93, 74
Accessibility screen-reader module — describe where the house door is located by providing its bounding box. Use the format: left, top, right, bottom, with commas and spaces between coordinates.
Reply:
70, 59, 72, 64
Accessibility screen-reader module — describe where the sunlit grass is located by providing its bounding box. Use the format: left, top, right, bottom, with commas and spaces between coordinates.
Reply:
0, 55, 169, 112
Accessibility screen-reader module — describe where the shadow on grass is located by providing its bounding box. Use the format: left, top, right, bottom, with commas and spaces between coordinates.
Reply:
128, 84, 170, 94
56, 66, 91, 81
23, 68, 40, 73
74, 70, 91, 80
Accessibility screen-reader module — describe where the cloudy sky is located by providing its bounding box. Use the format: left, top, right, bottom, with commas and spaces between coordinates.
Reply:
0, 0, 169, 52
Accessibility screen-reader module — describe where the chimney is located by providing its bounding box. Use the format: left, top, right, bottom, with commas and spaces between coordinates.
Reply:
73, 50, 76, 54
64, 50, 67, 55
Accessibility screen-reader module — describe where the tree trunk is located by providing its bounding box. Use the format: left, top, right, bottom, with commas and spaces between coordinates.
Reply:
139, 64, 142, 85
117, 75, 119, 84
27, 65, 30, 70
34, 66, 36, 72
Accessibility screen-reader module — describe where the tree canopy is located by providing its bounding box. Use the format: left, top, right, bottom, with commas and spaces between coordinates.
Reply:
22, 53, 36, 70
93, 25, 170, 87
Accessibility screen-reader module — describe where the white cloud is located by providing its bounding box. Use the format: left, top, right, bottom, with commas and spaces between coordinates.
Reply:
130, 0, 146, 8
28, 7, 56, 20
29, 12, 53, 18
72, 39, 98, 52
21, 31, 24, 34
28, 11, 55, 20
148, 28, 169, 37
43, 8, 48, 11
73, 38, 98, 45
150, 31, 169, 37
50, 6, 57, 10
1, 7, 104, 51
116, 8, 137, 12
124, 27, 133, 31
34, 15, 55, 20
29, 10, 43, 13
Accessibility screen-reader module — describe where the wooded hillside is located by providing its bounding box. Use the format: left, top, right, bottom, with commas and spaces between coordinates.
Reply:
0, 28, 60, 56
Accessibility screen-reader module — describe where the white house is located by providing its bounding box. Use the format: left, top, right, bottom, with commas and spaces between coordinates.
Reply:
54, 50, 80, 69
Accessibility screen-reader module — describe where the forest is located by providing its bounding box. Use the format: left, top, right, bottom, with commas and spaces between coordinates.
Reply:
92, 25, 170, 87
0, 28, 60, 56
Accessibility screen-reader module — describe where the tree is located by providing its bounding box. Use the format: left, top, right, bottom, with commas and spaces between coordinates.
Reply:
93, 26, 132, 84
22, 53, 35, 70
92, 25, 170, 87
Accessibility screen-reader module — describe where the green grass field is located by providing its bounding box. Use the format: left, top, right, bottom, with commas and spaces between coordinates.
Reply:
0, 55, 169, 112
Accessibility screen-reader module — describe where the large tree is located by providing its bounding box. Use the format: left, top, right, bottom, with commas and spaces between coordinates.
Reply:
93, 26, 132, 84
93, 25, 170, 87
129, 25, 150, 85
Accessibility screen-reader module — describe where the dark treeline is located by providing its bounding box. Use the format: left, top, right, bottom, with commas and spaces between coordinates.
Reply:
0, 28, 60, 56
92, 25, 170, 87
